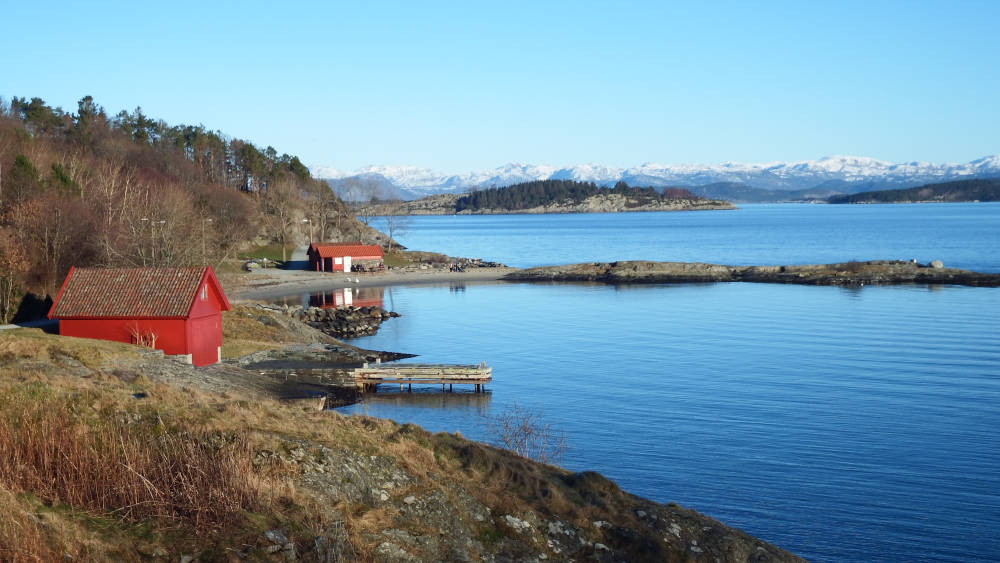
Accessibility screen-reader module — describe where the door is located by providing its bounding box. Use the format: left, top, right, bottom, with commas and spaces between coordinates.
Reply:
189, 315, 220, 366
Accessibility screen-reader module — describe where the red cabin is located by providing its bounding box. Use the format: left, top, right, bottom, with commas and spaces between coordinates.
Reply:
48, 266, 231, 366
308, 242, 383, 272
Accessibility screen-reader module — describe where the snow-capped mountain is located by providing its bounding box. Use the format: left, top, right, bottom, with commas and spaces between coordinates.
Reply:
314, 155, 1000, 200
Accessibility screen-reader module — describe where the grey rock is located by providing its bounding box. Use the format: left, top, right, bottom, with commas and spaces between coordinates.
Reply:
311, 521, 356, 562
374, 541, 419, 562
264, 529, 289, 544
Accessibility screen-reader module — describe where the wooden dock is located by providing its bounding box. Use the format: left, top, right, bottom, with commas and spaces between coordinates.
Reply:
352, 361, 492, 392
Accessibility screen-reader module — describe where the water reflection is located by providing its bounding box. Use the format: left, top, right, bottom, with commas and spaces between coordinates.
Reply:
345, 387, 493, 419
309, 286, 384, 309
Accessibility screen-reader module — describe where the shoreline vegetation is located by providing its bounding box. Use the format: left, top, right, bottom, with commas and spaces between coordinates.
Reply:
0, 305, 803, 562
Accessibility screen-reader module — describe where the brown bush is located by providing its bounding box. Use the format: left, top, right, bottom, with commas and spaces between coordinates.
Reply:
0, 390, 262, 535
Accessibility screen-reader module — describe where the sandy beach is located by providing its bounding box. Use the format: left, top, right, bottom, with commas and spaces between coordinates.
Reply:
228, 267, 519, 301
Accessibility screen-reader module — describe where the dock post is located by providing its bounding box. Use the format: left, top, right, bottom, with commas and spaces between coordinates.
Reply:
449, 384, 453, 392
408, 383, 412, 392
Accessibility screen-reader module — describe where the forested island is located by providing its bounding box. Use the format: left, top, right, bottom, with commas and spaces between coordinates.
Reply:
827, 178, 1000, 204
368, 179, 735, 215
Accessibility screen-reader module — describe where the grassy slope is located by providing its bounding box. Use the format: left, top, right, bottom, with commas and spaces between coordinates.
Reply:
0, 314, 802, 562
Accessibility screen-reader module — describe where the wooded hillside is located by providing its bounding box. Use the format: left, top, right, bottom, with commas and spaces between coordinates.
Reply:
454, 180, 698, 212
0, 95, 358, 323
827, 178, 1000, 204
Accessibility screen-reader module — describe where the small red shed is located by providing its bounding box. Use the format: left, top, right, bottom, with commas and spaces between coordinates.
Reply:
48, 266, 231, 366
307, 242, 383, 272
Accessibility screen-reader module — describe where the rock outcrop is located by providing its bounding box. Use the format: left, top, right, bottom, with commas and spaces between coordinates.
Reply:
266, 304, 401, 338
504, 260, 1000, 287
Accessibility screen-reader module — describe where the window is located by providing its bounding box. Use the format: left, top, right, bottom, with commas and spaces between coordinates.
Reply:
201, 285, 207, 300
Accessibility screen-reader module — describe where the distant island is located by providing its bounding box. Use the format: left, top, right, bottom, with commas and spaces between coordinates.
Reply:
828, 178, 1000, 204
503, 259, 1000, 287
368, 179, 736, 215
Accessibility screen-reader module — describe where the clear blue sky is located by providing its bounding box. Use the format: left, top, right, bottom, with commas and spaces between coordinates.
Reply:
2, 1, 997, 172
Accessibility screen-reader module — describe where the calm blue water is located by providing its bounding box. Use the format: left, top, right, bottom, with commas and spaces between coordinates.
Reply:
302, 204, 1000, 561
383, 203, 1000, 272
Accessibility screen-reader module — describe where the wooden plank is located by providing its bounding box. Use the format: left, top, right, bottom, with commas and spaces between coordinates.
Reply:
351, 362, 492, 392
358, 379, 492, 385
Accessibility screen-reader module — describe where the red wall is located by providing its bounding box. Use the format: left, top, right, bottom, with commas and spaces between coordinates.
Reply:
60, 318, 188, 356
53, 269, 229, 367
186, 279, 225, 366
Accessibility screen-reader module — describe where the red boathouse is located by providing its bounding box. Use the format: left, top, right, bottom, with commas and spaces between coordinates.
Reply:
48, 266, 231, 366
307, 242, 384, 272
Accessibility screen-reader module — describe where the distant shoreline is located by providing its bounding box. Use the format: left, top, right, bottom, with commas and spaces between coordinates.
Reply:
503, 260, 1000, 287
368, 191, 735, 215
229, 267, 518, 300
227, 257, 1000, 302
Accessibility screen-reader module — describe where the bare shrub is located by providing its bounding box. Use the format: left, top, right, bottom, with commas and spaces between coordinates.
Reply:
488, 403, 567, 465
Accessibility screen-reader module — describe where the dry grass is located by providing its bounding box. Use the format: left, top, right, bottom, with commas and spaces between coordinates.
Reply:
0, 487, 55, 562
0, 325, 683, 560
0, 328, 140, 369
220, 307, 288, 359
383, 249, 451, 268
0, 388, 263, 535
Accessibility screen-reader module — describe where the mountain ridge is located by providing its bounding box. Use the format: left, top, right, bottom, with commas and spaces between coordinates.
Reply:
316, 155, 1000, 201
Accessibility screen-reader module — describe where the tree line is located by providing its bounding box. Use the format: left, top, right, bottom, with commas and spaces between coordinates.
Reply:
0, 95, 362, 323
454, 179, 697, 212
827, 178, 1000, 204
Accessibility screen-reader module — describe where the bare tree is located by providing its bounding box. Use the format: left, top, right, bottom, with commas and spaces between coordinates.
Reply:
0, 228, 27, 324
260, 177, 303, 261
378, 211, 410, 251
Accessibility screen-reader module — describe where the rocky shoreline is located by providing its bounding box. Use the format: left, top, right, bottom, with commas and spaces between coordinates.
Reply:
280, 303, 401, 338
0, 312, 805, 561
503, 259, 1000, 287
